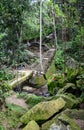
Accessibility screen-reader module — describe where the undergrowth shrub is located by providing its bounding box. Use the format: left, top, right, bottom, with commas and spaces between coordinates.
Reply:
55, 50, 64, 70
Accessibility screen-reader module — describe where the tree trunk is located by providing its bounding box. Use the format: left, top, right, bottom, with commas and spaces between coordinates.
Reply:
40, 0, 43, 72
52, 2, 58, 51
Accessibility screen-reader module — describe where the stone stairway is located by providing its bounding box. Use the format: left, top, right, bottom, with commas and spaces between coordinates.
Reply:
35, 49, 55, 73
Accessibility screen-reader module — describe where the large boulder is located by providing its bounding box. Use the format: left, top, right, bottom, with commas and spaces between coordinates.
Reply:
22, 120, 40, 130
25, 94, 47, 108
29, 75, 47, 88
42, 112, 81, 130
52, 94, 80, 109
20, 98, 66, 124
49, 123, 66, 130
41, 114, 66, 130
58, 113, 81, 130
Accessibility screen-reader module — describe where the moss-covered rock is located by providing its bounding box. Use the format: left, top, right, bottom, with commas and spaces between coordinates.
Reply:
18, 93, 48, 108
20, 98, 66, 124
42, 111, 81, 130
62, 109, 84, 120
41, 114, 63, 130
48, 67, 84, 95
42, 120, 67, 130
52, 94, 80, 108
22, 120, 40, 130
25, 94, 47, 107
62, 109, 84, 130
57, 83, 75, 94
29, 75, 47, 88
42, 111, 80, 130
58, 113, 81, 130
46, 60, 56, 79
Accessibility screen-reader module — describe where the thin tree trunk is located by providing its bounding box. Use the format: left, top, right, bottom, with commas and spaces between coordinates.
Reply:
63, 1, 67, 73
52, 2, 58, 51
40, 0, 43, 72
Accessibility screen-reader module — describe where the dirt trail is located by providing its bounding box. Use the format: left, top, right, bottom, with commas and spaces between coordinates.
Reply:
5, 94, 28, 109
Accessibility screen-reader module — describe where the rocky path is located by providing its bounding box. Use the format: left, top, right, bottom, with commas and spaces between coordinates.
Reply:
5, 93, 28, 109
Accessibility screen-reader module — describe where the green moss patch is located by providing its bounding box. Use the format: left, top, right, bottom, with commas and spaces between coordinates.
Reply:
25, 94, 47, 107
46, 60, 56, 80
0, 125, 6, 130
63, 109, 84, 120
20, 98, 66, 124
29, 75, 47, 88
58, 113, 81, 130
0, 104, 27, 130
22, 120, 40, 130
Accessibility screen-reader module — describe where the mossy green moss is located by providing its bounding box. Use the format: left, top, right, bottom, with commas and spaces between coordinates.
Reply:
58, 113, 81, 130
46, 60, 56, 80
6, 103, 27, 117
47, 67, 84, 95
34, 75, 47, 87
41, 114, 60, 130
63, 109, 84, 120
0, 104, 27, 130
22, 120, 40, 130
25, 94, 47, 107
0, 110, 19, 130
51, 94, 80, 109
20, 98, 66, 124
29, 75, 47, 88
42, 111, 82, 130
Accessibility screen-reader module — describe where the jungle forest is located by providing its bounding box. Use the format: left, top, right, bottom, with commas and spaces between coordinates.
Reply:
0, 0, 84, 130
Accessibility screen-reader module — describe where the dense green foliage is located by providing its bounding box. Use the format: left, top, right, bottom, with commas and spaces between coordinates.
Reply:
0, 69, 14, 105
0, 0, 83, 66
55, 50, 64, 70
0, 0, 84, 129
48, 67, 84, 95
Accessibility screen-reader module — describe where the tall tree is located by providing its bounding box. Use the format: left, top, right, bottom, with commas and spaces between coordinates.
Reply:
40, 0, 43, 71
52, 1, 58, 51
0, 0, 31, 65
